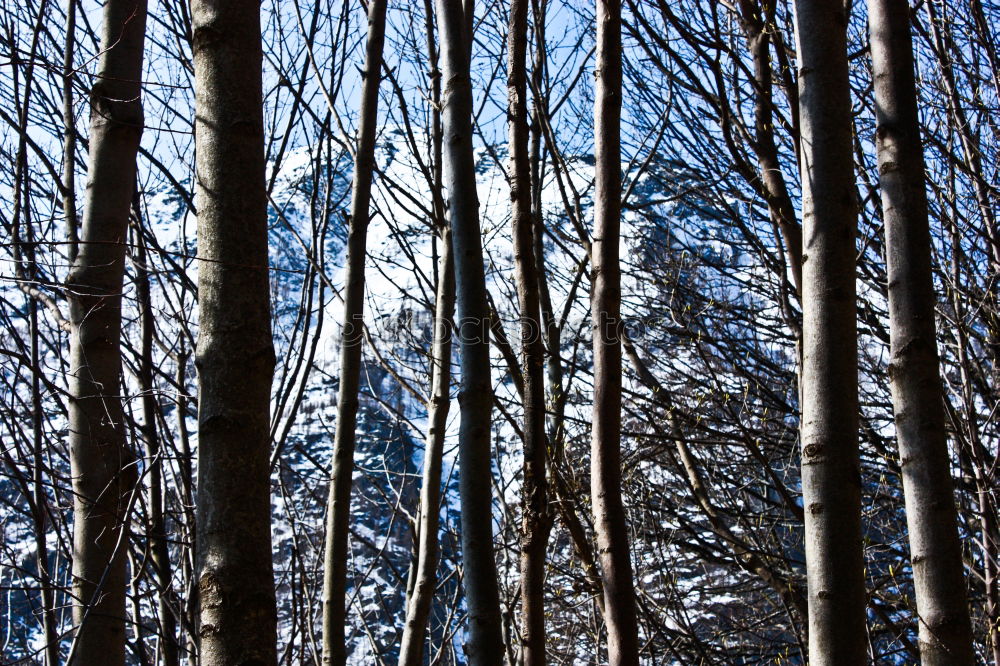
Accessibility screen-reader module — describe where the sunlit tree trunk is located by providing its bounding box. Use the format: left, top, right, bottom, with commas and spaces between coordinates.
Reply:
868, 1, 976, 662
320, 2, 388, 663
190, 0, 277, 663
792, 0, 866, 662
591, 1, 639, 663
64, 0, 146, 662
434, 0, 504, 662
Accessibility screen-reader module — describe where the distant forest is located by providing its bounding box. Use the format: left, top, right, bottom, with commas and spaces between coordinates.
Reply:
1, 0, 998, 663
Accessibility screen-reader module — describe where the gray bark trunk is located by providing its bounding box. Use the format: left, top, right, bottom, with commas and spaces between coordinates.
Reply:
134, 212, 180, 666
398, 230, 454, 666
434, 0, 504, 662
509, 0, 551, 664
30, 300, 59, 666
591, 1, 639, 664
868, 1, 976, 662
398, 4, 452, 660
190, 1, 278, 663
737, 0, 803, 297
64, 0, 147, 662
320, 2, 388, 663
62, 0, 78, 263
792, 0, 867, 662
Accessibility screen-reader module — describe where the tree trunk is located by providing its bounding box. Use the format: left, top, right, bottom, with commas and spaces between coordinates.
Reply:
398, 4, 452, 661
792, 0, 867, 662
62, 0, 78, 263
30, 297, 59, 666
190, 0, 278, 663
736, 0, 803, 297
591, 1, 639, 664
509, 0, 551, 663
174, 346, 199, 661
869, 3, 976, 662
320, 2, 388, 663
133, 209, 180, 666
64, 0, 147, 662
434, 0, 504, 663
398, 229, 454, 666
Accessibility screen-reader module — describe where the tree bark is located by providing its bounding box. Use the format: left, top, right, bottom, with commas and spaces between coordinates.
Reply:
64, 0, 147, 662
736, 0, 803, 297
591, 1, 639, 664
320, 2, 388, 663
62, 0, 78, 263
792, 0, 867, 662
868, 1, 976, 662
133, 208, 180, 666
398, 4, 452, 661
398, 229, 454, 666
30, 298, 59, 666
434, 0, 504, 663
509, 0, 551, 663
190, 0, 278, 663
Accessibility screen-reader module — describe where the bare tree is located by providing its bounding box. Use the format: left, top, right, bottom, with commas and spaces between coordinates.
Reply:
321, 1, 388, 663
190, 0, 277, 663
591, 0, 639, 663
735, 0, 803, 297
398, 233, 454, 666
398, 3, 455, 662
64, 0, 147, 662
133, 200, 180, 666
434, 0, 504, 662
869, 0, 975, 662
508, 0, 551, 663
3, 0, 1000, 662
793, 0, 866, 661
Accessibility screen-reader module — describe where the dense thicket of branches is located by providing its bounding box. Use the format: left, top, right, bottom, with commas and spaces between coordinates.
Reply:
0, 0, 997, 663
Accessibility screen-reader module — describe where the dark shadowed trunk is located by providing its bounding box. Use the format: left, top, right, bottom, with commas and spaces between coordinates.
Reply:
398, 4, 453, 662
190, 0, 278, 663
591, 0, 639, 663
133, 203, 180, 666
320, 1, 388, 663
64, 0, 147, 662
509, 0, 551, 664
